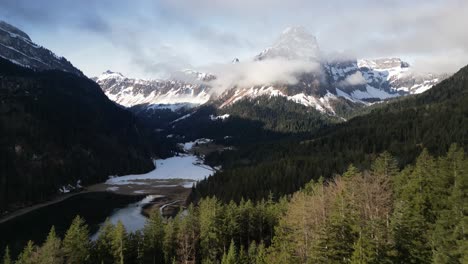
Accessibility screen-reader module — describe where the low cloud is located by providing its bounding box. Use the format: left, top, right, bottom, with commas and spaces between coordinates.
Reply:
2, 0, 467, 77
411, 50, 468, 74
200, 58, 320, 94
339, 71, 367, 86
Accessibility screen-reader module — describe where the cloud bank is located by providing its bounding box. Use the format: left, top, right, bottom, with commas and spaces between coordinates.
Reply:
1, 0, 467, 77
201, 59, 321, 94
339, 72, 367, 87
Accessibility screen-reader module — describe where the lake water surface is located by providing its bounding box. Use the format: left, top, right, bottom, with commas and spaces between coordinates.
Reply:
0, 192, 144, 258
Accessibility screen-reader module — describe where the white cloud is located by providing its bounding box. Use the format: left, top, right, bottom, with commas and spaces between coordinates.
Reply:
339, 72, 367, 86
201, 58, 321, 94
2, 0, 467, 76
411, 50, 468, 74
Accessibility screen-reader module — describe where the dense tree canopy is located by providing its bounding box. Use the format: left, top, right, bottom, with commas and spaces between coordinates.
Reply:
4, 148, 466, 263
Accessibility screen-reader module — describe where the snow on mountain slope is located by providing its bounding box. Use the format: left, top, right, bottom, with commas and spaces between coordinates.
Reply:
216, 27, 444, 113
357, 58, 442, 95
0, 21, 83, 76
219, 85, 339, 114
323, 57, 443, 102
96, 26, 445, 116
95, 70, 211, 108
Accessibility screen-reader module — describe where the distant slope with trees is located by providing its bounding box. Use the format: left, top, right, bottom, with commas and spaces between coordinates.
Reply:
0, 57, 156, 213
195, 64, 468, 202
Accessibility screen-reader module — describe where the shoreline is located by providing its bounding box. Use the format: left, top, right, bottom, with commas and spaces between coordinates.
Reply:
0, 190, 91, 225
0, 183, 192, 225
0, 150, 217, 225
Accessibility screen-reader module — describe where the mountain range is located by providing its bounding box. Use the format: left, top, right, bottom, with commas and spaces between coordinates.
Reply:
96, 26, 445, 117
0, 20, 445, 117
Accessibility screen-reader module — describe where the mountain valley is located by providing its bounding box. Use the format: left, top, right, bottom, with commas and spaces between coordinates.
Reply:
0, 10, 466, 264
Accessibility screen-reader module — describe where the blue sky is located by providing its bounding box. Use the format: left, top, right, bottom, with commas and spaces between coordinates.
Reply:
1, 0, 467, 78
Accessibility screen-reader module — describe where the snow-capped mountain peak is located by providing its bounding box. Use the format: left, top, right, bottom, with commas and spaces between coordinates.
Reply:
180, 69, 216, 82
256, 26, 320, 61
97, 70, 126, 81
95, 26, 446, 116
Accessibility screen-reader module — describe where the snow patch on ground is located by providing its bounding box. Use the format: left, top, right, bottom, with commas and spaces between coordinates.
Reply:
106, 155, 214, 185
147, 103, 198, 111
351, 85, 400, 100
106, 186, 119, 192
181, 138, 213, 152
59, 180, 82, 194
210, 114, 230, 121
171, 113, 193, 124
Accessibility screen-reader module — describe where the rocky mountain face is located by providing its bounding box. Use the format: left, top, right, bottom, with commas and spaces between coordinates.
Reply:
93, 70, 211, 110
0, 21, 83, 76
327, 57, 443, 98
96, 26, 445, 117
218, 27, 444, 114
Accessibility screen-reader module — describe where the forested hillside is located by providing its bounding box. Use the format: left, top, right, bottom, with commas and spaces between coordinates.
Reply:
196, 64, 468, 202
217, 96, 338, 134
0, 58, 155, 212
4, 147, 466, 263
142, 96, 336, 147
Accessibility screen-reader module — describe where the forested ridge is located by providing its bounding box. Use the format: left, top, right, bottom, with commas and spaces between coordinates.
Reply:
154, 96, 336, 148
218, 96, 337, 134
0, 58, 157, 213
195, 64, 468, 202
3, 147, 466, 263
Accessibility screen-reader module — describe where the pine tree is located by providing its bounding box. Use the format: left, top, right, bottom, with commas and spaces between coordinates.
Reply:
199, 197, 223, 262
392, 150, 435, 264
127, 231, 144, 264
93, 219, 115, 264
255, 242, 267, 264
221, 240, 236, 264
220, 200, 239, 251
371, 151, 398, 179
163, 220, 178, 264
143, 210, 164, 264
16, 241, 36, 264
350, 231, 376, 264
350, 155, 395, 264
432, 145, 467, 263
391, 200, 431, 264
247, 241, 257, 264
317, 208, 357, 263
239, 199, 255, 247
2, 246, 11, 264
111, 221, 127, 264
37, 226, 63, 264
176, 205, 199, 263
343, 164, 360, 180
237, 245, 248, 264
62, 216, 90, 264
315, 175, 358, 264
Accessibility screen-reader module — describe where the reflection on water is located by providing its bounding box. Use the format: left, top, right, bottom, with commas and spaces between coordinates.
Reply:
0, 192, 143, 258
91, 195, 163, 240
